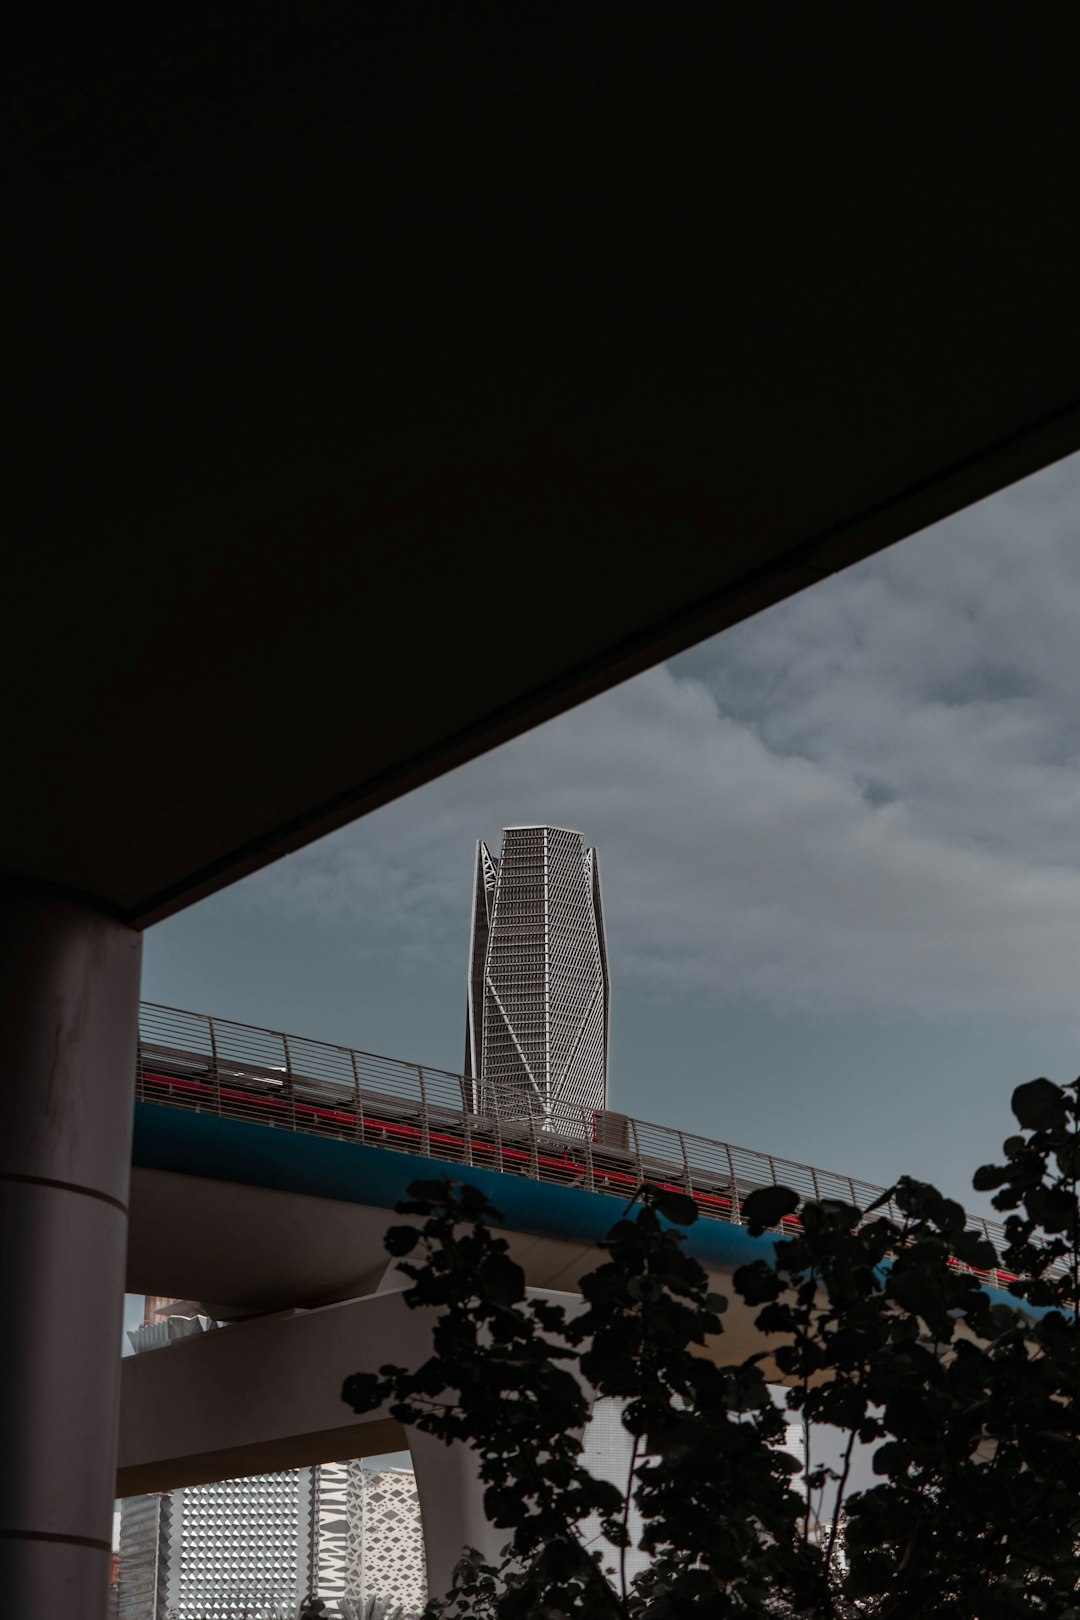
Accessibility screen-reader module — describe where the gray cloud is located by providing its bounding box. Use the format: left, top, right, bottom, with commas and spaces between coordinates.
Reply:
245, 454, 1080, 1022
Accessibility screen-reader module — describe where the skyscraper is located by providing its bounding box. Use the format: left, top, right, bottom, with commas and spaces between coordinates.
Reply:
465, 826, 609, 1126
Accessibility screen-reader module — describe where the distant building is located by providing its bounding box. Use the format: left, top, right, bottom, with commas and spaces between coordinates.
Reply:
124, 1469, 311, 1618
116, 1464, 425, 1618
117, 1310, 425, 1618
316, 1464, 427, 1616
465, 826, 609, 1126
116, 1493, 165, 1619
784, 1416, 807, 1478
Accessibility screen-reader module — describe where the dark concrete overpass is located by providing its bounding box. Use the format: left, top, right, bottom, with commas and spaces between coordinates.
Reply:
9, 11, 1080, 927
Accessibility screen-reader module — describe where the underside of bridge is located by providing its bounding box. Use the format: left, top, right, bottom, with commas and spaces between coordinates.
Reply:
7, 10, 1080, 1611
8, 9, 1080, 925
125, 1101, 778, 1317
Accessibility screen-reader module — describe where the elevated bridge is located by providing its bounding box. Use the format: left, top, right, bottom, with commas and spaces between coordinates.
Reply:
129, 1006, 792, 1317
129, 1002, 1017, 1320
120, 1003, 1027, 1590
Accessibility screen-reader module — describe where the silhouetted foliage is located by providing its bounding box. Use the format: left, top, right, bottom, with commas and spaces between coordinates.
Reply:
343, 1080, 1080, 1617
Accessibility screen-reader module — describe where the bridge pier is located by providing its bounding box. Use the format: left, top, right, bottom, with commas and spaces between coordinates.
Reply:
407, 1424, 507, 1596
404, 1290, 597, 1598
0, 886, 141, 1617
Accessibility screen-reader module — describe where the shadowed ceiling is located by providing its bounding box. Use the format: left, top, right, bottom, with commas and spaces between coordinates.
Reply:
8, 8, 1080, 924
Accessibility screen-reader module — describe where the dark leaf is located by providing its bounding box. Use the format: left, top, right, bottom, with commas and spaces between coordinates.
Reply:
1025, 1182, 1080, 1234
481, 1251, 526, 1304
732, 1259, 783, 1304
341, 1372, 383, 1414
384, 1224, 420, 1256
888, 1267, 947, 1323
741, 1184, 800, 1233
1011, 1076, 1065, 1129
647, 1185, 700, 1228
403, 1178, 453, 1202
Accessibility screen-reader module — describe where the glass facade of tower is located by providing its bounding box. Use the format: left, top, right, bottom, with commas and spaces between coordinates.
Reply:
465, 826, 608, 1126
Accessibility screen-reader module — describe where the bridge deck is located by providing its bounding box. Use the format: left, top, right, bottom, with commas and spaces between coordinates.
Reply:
132, 1003, 1018, 1302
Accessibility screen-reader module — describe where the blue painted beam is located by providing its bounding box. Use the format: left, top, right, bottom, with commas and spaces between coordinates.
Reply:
132, 1102, 775, 1273
133, 1103, 1055, 1319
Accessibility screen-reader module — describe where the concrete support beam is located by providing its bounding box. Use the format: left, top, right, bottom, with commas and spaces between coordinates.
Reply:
118, 1287, 590, 1598
119, 1291, 426, 1496
0, 887, 141, 1618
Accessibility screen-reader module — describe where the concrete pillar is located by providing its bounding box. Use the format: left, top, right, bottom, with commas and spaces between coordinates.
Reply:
408, 1396, 646, 1603
406, 1422, 506, 1599
0, 887, 141, 1616
407, 1288, 592, 1601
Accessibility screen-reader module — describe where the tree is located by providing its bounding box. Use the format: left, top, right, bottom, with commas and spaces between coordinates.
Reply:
343, 1078, 1080, 1617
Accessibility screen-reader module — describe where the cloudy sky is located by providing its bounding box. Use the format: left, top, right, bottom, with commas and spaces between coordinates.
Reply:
141, 451, 1080, 1224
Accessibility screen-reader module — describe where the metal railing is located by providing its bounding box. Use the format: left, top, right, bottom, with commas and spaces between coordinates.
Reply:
135, 1003, 1020, 1284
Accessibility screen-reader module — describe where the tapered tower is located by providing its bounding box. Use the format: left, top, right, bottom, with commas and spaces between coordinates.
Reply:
465, 826, 608, 1126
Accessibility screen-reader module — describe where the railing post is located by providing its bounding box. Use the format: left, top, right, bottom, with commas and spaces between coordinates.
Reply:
810, 1166, 820, 1200
982, 1217, 998, 1272
417, 1066, 431, 1159
491, 1103, 503, 1174
582, 1118, 595, 1192
208, 1014, 221, 1116
629, 1118, 644, 1187
463, 1108, 474, 1169
348, 1047, 365, 1142
724, 1142, 738, 1222
678, 1131, 693, 1197
282, 1033, 295, 1131
528, 1114, 539, 1181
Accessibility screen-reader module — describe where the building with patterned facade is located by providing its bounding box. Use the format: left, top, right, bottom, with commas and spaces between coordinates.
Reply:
116, 1463, 425, 1618
465, 826, 609, 1126
313, 1464, 427, 1616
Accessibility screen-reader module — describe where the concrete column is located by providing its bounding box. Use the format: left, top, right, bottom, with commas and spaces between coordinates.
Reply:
408, 1395, 644, 1604
0, 887, 141, 1616
406, 1422, 506, 1599
407, 1288, 592, 1601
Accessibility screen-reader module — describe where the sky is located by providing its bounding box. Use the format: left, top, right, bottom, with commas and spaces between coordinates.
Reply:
126, 450, 1080, 1355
